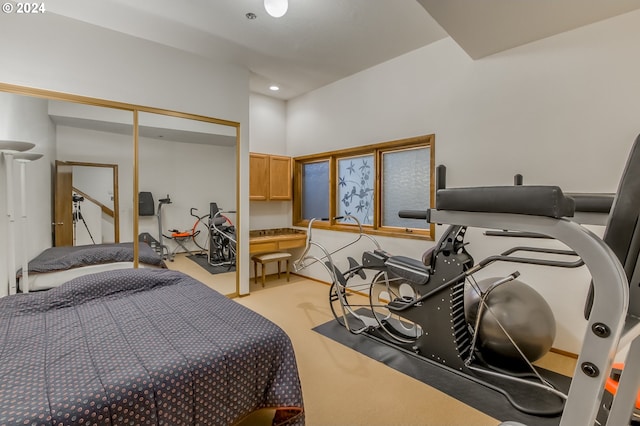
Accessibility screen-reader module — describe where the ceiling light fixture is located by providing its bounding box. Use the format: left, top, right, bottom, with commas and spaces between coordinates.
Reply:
269, 85, 280, 91
264, 0, 288, 18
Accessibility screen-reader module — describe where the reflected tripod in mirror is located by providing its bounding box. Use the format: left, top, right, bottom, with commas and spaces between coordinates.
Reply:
54, 161, 119, 246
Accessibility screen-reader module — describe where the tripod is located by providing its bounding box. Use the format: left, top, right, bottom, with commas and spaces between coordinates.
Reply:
72, 195, 95, 245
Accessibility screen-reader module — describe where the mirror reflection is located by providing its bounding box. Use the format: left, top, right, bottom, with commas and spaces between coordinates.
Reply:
53, 161, 119, 246
49, 100, 134, 246
0, 86, 239, 297
0, 90, 135, 294
137, 112, 238, 296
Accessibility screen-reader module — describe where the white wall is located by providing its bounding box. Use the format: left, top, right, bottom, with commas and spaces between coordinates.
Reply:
72, 166, 116, 244
73, 166, 115, 212
286, 10, 640, 353
0, 12, 251, 293
56, 125, 136, 242
249, 94, 287, 155
248, 93, 291, 230
138, 136, 237, 255
72, 166, 111, 244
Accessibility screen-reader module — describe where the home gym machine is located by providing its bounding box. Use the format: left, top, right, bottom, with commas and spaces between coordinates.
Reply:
138, 192, 173, 260
294, 134, 640, 426
207, 202, 236, 268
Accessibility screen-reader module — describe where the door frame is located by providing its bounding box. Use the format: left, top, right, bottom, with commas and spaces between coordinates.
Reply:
54, 160, 119, 246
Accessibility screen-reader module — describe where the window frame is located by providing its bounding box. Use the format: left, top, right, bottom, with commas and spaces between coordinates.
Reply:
293, 134, 435, 240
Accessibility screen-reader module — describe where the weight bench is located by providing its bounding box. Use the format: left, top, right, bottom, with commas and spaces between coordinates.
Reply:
167, 229, 196, 258
251, 252, 292, 287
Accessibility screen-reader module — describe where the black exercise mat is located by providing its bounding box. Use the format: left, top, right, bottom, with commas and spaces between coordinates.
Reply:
313, 313, 571, 425
187, 254, 236, 275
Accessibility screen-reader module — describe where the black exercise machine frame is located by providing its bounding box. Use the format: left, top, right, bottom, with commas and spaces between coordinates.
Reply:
306, 215, 572, 416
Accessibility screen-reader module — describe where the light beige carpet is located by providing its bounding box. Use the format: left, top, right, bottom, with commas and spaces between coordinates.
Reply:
235, 275, 577, 426
166, 252, 237, 296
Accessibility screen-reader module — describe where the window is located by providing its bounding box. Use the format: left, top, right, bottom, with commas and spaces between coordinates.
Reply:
337, 155, 374, 225
301, 160, 329, 220
293, 135, 435, 240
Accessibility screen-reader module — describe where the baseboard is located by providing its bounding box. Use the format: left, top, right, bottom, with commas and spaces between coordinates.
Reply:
549, 347, 579, 359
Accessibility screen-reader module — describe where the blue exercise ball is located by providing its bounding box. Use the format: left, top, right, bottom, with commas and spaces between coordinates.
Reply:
464, 277, 556, 366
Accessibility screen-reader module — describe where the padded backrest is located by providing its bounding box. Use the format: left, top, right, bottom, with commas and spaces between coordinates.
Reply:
139, 192, 155, 216
209, 202, 220, 218
586, 134, 640, 318
603, 134, 640, 283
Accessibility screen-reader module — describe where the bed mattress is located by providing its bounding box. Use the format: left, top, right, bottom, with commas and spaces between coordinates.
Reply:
0, 269, 305, 425
17, 242, 166, 292
19, 261, 162, 292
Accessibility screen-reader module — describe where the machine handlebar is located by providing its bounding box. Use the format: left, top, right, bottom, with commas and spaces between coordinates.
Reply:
398, 210, 428, 220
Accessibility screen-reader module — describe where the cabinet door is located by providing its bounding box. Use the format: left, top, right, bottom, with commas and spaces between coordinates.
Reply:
250, 153, 270, 200
269, 155, 292, 200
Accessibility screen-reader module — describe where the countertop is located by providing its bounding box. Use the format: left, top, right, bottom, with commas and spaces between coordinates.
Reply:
249, 228, 307, 254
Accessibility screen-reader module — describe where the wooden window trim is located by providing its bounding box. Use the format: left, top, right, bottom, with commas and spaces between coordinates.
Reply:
293, 134, 435, 241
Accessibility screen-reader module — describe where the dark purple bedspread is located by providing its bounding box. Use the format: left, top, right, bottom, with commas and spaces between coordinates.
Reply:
0, 269, 304, 425
17, 243, 166, 278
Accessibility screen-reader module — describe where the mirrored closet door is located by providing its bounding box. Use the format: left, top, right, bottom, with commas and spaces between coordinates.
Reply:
0, 83, 240, 297
137, 111, 239, 297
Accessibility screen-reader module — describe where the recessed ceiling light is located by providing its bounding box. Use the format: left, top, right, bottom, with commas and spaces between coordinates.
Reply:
269, 85, 280, 91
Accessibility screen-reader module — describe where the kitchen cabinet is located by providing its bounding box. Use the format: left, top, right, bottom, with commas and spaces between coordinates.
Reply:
250, 153, 292, 201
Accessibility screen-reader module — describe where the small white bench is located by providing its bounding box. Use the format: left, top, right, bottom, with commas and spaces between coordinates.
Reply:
251, 252, 292, 287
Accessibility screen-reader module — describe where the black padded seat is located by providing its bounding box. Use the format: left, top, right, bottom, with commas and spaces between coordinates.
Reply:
386, 255, 431, 285
436, 186, 575, 219
567, 193, 615, 213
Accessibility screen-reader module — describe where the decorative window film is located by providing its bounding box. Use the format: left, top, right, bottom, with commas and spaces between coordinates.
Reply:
382, 147, 430, 230
301, 161, 329, 220
337, 155, 374, 225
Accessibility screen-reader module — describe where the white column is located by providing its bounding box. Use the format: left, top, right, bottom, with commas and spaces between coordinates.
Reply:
15, 153, 43, 293
0, 140, 35, 297
4, 152, 16, 296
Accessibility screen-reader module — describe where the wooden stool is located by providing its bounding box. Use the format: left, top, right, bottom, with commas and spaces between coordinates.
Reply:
251, 252, 292, 287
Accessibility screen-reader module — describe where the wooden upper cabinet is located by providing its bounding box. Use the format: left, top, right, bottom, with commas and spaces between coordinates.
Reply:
269, 155, 292, 200
250, 153, 270, 200
250, 152, 292, 201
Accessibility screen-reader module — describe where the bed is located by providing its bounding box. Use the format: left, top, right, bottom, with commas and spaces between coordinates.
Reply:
0, 268, 305, 425
16, 242, 167, 292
